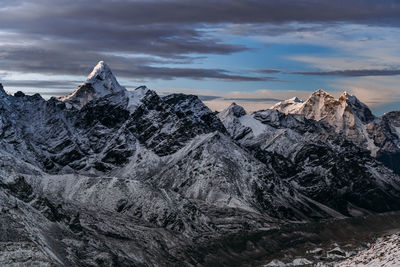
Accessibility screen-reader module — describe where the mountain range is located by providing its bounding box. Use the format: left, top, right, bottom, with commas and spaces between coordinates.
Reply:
1, 61, 400, 266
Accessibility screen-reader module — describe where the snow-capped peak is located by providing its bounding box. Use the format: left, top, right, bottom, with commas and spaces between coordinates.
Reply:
313, 88, 331, 97
338, 91, 375, 123
268, 89, 377, 150
134, 85, 149, 95
338, 91, 355, 102
271, 96, 304, 114
88, 60, 109, 78
218, 102, 247, 120
60, 61, 126, 109
85, 61, 125, 92
288, 96, 302, 103
299, 89, 338, 120
270, 88, 373, 123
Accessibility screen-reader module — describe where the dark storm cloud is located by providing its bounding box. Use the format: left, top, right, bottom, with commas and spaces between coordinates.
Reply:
0, 1, 249, 58
1, 0, 400, 80
4, 0, 397, 26
293, 69, 400, 77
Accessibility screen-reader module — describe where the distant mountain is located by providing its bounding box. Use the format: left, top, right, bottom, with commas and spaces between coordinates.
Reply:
1, 62, 400, 266
270, 89, 400, 174
272, 89, 374, 124
219, 101, 400, 217
271, 89, 375, 146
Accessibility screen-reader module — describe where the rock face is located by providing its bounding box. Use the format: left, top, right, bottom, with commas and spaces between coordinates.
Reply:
367, 111, 400, 174
0, 83, 6, 96
1, 62, 400, 266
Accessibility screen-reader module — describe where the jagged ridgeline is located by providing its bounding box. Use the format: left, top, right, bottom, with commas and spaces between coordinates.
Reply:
0, 62, 400, 266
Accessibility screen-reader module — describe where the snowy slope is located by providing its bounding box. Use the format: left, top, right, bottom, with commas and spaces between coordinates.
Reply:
270, 96, 304, 114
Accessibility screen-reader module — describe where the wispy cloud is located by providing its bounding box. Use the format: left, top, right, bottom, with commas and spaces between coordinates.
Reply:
293, 69, 400, 77
0, 79, 80, 89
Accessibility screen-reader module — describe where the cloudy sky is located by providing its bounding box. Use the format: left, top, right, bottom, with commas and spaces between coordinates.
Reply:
1, 0, 400, 113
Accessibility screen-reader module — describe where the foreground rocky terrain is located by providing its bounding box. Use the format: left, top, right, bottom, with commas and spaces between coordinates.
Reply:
339, 232, 400, 266
0, 61, 400, 266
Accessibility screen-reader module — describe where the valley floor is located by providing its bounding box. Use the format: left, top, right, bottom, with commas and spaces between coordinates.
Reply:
256, 214, 400, 267
183, 212, 400, 267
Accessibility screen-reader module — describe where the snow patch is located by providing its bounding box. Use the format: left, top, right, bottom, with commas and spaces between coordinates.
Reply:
126, 86, 149, 112
239, 115, 268, 136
